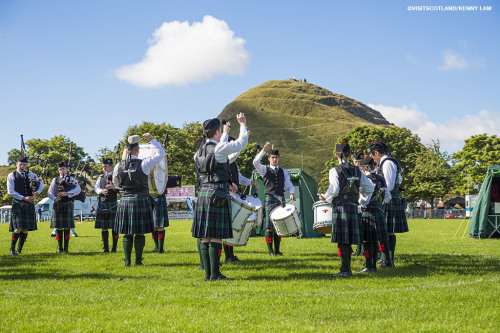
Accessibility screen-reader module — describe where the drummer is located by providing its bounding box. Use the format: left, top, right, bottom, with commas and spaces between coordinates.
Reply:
224, 134, 260, 263
319, 141, 373, 278
253, 142, 295, 256
113, 133, 165, 266
192, 113, 248, 281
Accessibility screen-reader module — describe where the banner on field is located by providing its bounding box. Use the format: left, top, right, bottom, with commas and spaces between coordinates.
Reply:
165, 185, 195, 202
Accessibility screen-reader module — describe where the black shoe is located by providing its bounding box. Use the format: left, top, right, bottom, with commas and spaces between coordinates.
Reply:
15, 250, 22, 255
111, 248, 117, 253
275, 252, 284, 256
332, 271, 352, 278
124, 259, 131, 267
205, 275, 210, 281
231, 256, 241, 262
269, 251, 275, 256
379, 261, 395, 268
63, 249, 69, 253
152, 248, 159, 253
50, 233, 56, 237
8, 250, 16, 256
58, 248, 64, 253
199, 265, 205, 271
134, 257, 144, 266
72, 233, 79, 237
224, 257, 235, 263
210, 274, 233, 281
356, 267, 375, 273
158, 249, 165, 254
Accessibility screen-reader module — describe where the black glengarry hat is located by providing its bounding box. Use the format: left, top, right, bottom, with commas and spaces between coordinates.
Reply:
102, 158, 113, 165
57, 161, 68, 168
335, 141, 350, 154
366, 139, 388, 155
352, 150, 364, 161
203, 118, 221, 133
359, 157, 375, 168
17, 155, 28, 163
269, 150, 280, 156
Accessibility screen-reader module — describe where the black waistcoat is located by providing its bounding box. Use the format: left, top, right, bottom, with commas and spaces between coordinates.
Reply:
332, 162, 360, 206
263, 166, 285, 197
13, 171, 33, 197
117, 159, 149, 196
53, 176, 75, 203
195, 142, 230, 184
230, 162, 239, 186
367, 173, 387, 208
375, 156, 402, 196
98, 173, 118, 202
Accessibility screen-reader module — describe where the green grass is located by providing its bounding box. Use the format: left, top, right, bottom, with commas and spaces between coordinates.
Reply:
1, 219, 499, 332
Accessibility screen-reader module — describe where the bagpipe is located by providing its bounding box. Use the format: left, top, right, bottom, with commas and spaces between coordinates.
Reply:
58, 142, 86, 203
20, 134, 42, 194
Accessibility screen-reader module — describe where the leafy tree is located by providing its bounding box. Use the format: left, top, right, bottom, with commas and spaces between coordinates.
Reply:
452, 134, 500, 195
236, 142, 261, 179
405, 140, 454, 208
318, 125, 427, 202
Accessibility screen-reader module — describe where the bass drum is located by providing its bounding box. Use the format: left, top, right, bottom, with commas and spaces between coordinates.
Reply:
138, 143, 168, 196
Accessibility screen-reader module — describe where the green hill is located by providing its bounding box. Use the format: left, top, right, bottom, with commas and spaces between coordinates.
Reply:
219, 79, 391, 180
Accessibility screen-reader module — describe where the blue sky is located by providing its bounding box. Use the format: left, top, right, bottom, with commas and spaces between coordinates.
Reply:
1, 0, 498, 165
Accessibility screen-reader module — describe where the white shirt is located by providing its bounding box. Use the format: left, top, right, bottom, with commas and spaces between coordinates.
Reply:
7, 170, 44, 200
113, 139, 166, 188
378, 155, 402, 192
324, 161, 374, 207
364, 172, 392, 204
238, 171, 252, 186
214, 126, 248, 163
253, 149, 295, 194
94, 171, 118, 194
48, 175, 81, 201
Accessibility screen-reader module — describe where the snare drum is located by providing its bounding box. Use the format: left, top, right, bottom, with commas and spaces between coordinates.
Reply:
312, 201, 332, 234
245, 196, 262, 228
270, 204, 301, 236
230, 193, 255, 232
223, 219, 254, 247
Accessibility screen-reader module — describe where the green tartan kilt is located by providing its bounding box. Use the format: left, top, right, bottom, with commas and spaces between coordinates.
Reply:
50, 201, 75, 229
385, 197, 409, 234
114, 196, 153, 235
94, 201, 118, 229
331, 202, 361, 245
361, 207, 385, 242
263, 196, 281, 230
151, 195, 169, 228
10, 199, 37, 231
191, 183, 232, 239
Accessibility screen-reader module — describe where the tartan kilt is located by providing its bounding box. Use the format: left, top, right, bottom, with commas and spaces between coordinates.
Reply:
385, 197, 409, 233
50, 201, 75, 229
361, 207, 384, 242
331, 202, 361, 245
94, 201, 118, 229
10, 199, 37, 231
263, 196, 280, 230
151, 195, 169, 228
191, 183, 232, 239
114, 196, 153, 235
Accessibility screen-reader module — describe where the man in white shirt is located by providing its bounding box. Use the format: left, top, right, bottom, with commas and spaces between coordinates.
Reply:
48, 161, 81, 253
319, 141, 374, 277
6, 155, 44, 255
192, 113, 248, 281
113, 133, 165, 266
253, 142, 296, 256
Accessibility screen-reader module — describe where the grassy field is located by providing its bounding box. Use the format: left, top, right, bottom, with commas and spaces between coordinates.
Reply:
0, 219, 499, 332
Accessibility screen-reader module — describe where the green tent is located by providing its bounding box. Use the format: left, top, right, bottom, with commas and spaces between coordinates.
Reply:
469, 165, 500, 238
248, 168, 324, 238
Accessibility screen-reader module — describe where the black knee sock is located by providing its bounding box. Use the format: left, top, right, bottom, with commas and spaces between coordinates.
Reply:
123, 235, 133, 264
152, 230, 159, 251
209, 242, 223, 278
101, 230, 109, 252
200, 241, 210, 277
10, 232, 20, 251
158, 230, 165, 252
63, 229, 70, 251
56, 229, 64, 250
389, 234, 396, 262
265, 230, 274, 254
273, 233, 281, 254
223, 244, 232, 259
134, 235, 145, 264
111, 230, 119, 251
371, 242, 378, 269
17, 233, 27, 252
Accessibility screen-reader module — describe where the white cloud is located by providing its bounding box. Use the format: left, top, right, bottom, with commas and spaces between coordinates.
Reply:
439, 51, 469, 71
368, 103, 500, 152
115, 15, 250, 87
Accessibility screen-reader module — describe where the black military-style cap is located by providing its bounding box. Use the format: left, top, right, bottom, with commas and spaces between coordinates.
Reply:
102, 158, 113, 165
17, 155, 28, 163
335, 141, 350, 154
269, 149, 280, 156
352, 150, 364, 161
57, 161, 68, 168
203, 118, 221, 132
366, 139, 388, 155
359, 157, 375, 168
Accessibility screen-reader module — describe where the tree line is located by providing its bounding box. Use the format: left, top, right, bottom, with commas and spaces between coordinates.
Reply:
2, 122, 499, 208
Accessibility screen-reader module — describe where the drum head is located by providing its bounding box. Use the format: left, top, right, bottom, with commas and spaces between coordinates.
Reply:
138, 143, 168, 196
270, 204, 296, 220
245, 196, 262, 210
